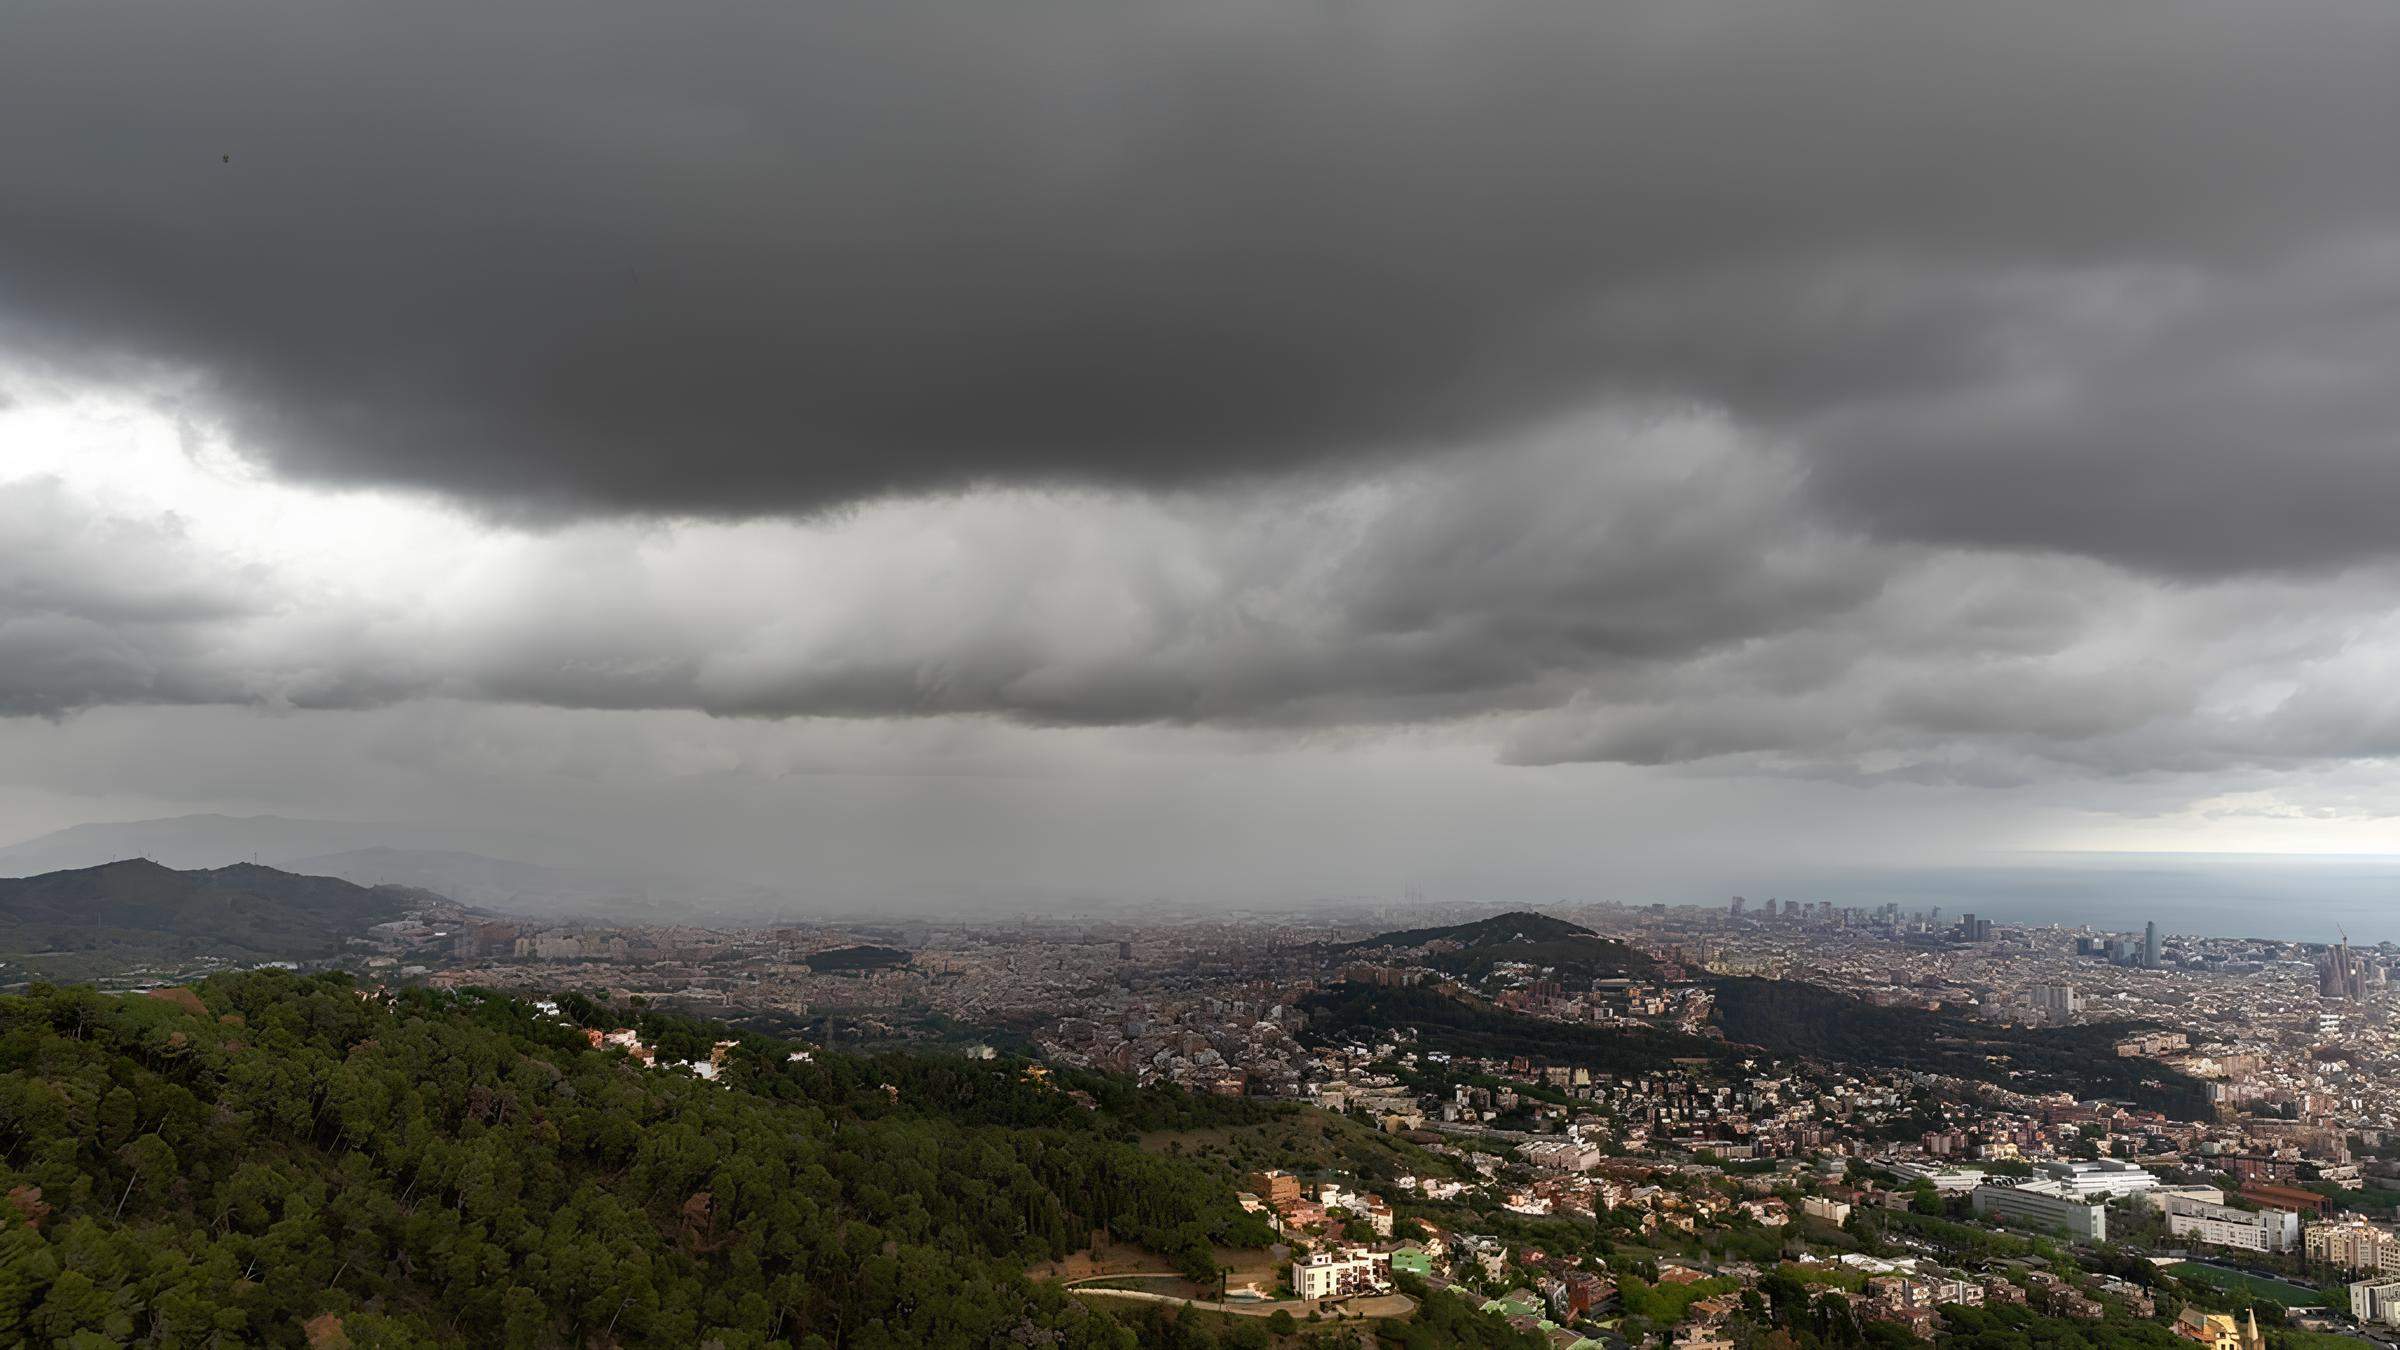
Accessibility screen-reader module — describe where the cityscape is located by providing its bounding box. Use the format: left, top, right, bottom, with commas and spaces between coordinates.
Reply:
21, 866, 2400, 1346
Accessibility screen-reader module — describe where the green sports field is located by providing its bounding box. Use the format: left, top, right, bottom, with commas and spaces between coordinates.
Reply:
2165, 1261, 2326, 1306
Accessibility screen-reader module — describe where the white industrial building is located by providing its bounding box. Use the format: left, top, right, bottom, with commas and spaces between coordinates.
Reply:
1971, 1180, 2109, 1242
2036, 1158, 2159, 1199
1886, 1161, 1984, 1193
2124, 1182, 2225, 1213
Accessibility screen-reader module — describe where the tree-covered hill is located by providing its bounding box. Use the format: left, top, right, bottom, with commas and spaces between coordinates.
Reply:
1301, 981, 1738, 1075
1334, 910, 1657, 984
1710, 976, 2214, 1120
0, 860, 426, 979
0, 972, 1277, 1346
800, 945, 911, 974
1335, 911, 1599, 952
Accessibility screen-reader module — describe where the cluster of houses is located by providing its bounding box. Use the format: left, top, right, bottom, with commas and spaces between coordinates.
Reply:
1239, 1169, 1395, 1240
530, 999, 788, 1085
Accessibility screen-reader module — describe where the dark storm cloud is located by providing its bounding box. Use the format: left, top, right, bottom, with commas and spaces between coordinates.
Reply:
5, 1, 2399, 572
1797, 245, 2400, 572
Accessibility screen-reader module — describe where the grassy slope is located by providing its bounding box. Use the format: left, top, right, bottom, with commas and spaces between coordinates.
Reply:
1139, 1103, 1465, 1189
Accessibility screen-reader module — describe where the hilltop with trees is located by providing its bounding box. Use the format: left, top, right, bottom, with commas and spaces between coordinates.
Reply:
0, 860, 429, 981
0, 970, 1278, 1346
1334, 911, 1657, 985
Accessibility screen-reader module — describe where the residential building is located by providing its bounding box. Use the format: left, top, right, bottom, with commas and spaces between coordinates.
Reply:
1246, 1170, 1300, 1209
2027, 1271, 2103, 1319
2163, 1194, 2299, 1254
2175, 1306, 2265, 1350
2353, 1275, 2400, 1328
2308, 1218, 2400, 1274
2029, 983, 2083, 1021
1521, 1138, 1601, 1172
1456, 1234, 1509, 1282
1292, 1247, 1391, 1302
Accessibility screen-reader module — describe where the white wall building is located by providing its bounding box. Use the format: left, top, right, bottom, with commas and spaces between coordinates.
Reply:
2037, 1159, 2159, 1199
2029, 984, 2084, 1021
2163, 1194, 2299, 1254
2310, 1218, 2400, 1274
1292, 1248, 1392, 1302
2354, 1277, 2400, 1327
2124, 1183, 2224, 1213
1887, 1162, 1985, 1193
1971, 1181, 2109, 1242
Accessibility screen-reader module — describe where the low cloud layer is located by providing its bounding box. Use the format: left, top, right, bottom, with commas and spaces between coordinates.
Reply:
10, 410, 2400, 794
5, 415, 1870, 726
5, 1, 2399, 575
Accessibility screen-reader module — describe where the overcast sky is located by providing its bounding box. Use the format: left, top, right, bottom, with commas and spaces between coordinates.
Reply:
5, 0, 2400, 910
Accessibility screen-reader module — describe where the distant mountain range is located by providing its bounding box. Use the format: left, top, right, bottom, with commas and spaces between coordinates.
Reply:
0, 859, 426, 981
0, 814, 791, 922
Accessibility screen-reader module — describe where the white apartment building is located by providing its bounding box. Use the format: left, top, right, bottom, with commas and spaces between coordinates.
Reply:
2163, 1194, 2299, 1254
2355, 1275, 2400, 1327
1292, 1248, 1392, 1302
2309, 1219, 2400, 1274
1520, 1139, 1601, 1172
2028, 983, 2083, 1021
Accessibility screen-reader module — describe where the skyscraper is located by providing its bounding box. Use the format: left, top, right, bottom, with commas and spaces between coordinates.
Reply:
2143, 921, 2161, 970
2321, 942, 2364, 1000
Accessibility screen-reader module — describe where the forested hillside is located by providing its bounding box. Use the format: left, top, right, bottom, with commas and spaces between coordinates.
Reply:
799, 945, 911, 974
1333, 911, 1599, 952
0, 972, 1276, 1346
1710, 977, 2213, 1120
1333, 911, 1657, 985
1302, 982, 1738, 1075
